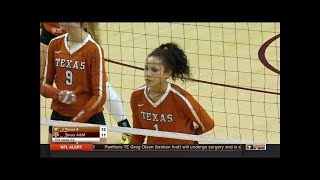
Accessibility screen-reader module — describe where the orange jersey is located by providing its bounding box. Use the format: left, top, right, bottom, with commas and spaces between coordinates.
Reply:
41, 22, 67, 36
40, 33, 107, 123
130, 83, 214, 144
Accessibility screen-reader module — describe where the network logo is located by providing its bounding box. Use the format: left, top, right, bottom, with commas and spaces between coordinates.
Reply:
246, 144, 266, 150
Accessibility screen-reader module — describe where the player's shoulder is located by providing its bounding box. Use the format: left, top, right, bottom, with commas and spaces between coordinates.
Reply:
130, 85, 145, 102
86, 36, 104, 51
87, 35, 99, 45
132, 85, 145, 96
170, 83, 188, 94
133, 85, 145, 92
170, 83, 192, 99
171, 83, 182, 91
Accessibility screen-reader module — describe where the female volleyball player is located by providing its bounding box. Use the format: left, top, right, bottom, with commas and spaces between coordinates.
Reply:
40, 22, 131, 143
130, 43, 215, 144
40, 23, 66, 79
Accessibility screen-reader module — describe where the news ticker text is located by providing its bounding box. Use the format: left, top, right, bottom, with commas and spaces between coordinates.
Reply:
50, 144, 267, 151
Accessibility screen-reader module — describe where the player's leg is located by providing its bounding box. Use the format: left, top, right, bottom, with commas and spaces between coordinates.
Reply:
86, 112, 107, 144
105, 81, 131, 144
49, 111, 106, 144
48, 111, 72, 144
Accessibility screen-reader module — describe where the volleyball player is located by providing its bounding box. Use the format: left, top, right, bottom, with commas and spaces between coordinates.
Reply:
40, 22, 131, 144
130, 43, 215, 144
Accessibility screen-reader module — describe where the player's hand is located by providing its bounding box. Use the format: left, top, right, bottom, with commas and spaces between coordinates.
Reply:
193, 122, 201, 135
193, 121, 199, 129
58, 90, 76, 104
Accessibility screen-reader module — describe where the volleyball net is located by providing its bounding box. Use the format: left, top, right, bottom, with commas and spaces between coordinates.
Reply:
41, 119, 265, 144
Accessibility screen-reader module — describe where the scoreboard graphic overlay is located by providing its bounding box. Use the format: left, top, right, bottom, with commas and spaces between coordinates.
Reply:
50, 126, 107, 150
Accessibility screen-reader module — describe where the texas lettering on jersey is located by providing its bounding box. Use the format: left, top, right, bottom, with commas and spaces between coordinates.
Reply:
140, 111, 173, 122
55, 58, 85, 70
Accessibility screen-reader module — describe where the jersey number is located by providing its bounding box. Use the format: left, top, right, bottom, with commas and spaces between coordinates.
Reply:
154, 124, 159, 131
66, 70, 73, 85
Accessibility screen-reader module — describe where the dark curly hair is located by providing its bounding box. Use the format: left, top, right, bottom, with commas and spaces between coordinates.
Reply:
147, 42, 191, 82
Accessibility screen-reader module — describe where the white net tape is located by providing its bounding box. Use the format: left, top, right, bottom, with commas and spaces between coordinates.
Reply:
41, 120, 266, 144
